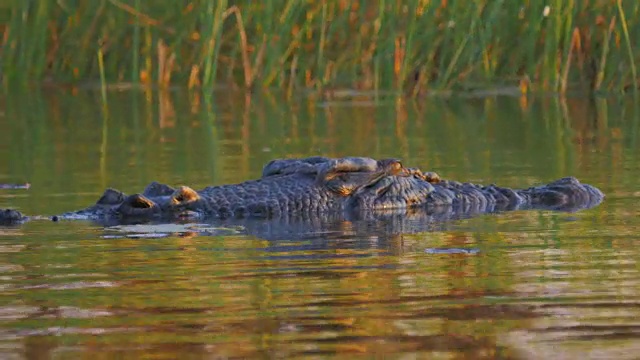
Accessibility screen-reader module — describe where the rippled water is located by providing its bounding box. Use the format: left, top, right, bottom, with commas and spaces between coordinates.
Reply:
0, 90, 638, 358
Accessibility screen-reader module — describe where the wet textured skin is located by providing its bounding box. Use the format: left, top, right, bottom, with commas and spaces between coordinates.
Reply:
0, 156, 604, 225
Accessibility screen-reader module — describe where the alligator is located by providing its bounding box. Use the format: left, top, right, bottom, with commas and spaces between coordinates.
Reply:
0, 156, 604, 225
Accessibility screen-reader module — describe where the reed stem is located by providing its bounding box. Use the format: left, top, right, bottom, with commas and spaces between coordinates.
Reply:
1, 1, 639, 95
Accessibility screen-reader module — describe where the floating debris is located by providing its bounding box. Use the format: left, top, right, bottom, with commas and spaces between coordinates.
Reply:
0, 183, 30, 190
425, 248, 480, 255
102, 223, 246, 239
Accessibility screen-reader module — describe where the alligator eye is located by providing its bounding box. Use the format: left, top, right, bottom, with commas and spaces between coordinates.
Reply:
327, 182, 355, 196
337, 185, 353, 196
424, 172, 441, 184
127, 195, 155, 209
171, 186, 200, 205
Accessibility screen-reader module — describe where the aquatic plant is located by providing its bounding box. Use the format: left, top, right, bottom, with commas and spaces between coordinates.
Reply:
1, 0, 639, 95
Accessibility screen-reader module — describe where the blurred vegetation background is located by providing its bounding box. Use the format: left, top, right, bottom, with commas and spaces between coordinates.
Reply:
1, 0, 639, 95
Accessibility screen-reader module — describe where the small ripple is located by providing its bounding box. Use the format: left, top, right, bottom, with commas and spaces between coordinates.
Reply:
290, 333, 495, 357
531, 324, 640, 341
0, 305, 114, 321
213, 267, 379, 281
0, 244, 25, 253
0, 326, 139, 339
273, 291, 517, 310
0, 281, 118, 292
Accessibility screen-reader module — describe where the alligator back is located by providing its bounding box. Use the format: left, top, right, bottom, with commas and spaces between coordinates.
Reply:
195, 156, 390, 217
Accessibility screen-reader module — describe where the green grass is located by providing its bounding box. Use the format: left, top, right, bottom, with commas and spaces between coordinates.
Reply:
2, 1, 640, 96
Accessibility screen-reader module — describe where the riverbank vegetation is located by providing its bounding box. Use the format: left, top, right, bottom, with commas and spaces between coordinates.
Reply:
1, 1, 639, 96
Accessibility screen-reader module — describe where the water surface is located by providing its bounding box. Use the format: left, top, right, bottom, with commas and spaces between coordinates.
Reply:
0, 89, 638, 358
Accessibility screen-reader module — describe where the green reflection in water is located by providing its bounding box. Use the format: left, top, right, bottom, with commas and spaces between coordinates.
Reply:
0, 90, 639, 358
2, 89, 638, 214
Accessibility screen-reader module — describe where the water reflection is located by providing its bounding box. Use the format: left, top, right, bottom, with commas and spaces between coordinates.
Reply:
2, 89, 637, 189
0, 89, 638, 358
2, 90, 634, 216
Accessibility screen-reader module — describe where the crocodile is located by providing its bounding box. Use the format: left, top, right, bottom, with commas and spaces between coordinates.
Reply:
0, 156, 604, 225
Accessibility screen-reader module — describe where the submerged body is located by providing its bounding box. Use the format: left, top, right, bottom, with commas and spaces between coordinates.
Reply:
0, 156, 604, 225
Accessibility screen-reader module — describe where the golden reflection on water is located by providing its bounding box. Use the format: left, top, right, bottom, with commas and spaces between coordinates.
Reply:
0, 90, 638, 358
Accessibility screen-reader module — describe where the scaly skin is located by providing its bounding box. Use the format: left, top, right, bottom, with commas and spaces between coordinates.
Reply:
0, 157, 604, 225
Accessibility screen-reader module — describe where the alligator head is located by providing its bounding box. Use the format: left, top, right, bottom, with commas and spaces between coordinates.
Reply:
57, 182, 206, 222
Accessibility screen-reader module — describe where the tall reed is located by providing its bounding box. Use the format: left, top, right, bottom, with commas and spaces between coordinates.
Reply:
2, 1, 640, 95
